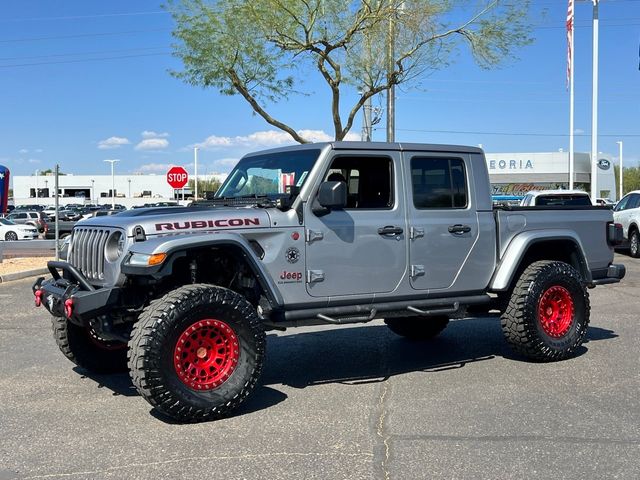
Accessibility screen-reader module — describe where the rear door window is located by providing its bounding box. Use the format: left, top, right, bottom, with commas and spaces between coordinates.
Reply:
410, 157, 468, 209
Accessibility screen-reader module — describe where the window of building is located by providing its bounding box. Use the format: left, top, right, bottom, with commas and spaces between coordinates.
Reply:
324, 156, 393, 209
411, 157, 468, 209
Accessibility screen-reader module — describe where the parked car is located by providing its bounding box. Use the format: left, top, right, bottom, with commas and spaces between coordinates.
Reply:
520, 190, 592, 206
5, 211, 48, 234
613, 191, 640, 257
0, 217, 38, 241
596, 197, 615, 207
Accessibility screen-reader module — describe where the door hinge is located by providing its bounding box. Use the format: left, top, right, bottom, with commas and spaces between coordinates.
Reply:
410, 227, 425, 240
306, 270, 325, 283
305, 229, 324, 243
411, 265, 425, 277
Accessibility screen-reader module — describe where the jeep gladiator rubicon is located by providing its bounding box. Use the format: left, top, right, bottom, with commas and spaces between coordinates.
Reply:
33, 142, 625, 422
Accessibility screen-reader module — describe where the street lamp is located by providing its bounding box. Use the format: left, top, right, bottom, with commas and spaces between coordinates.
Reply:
103, 159, 120, 209
616, 141, 623, 200
128, 178, 131, 198
91, 179, 95, 204
35, 169, 39, 199
194, 147, 199, 200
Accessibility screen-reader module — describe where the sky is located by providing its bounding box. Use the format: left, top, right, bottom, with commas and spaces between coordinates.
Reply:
0, 0, 639, 181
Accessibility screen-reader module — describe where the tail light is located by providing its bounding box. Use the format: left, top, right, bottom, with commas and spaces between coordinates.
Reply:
607, 222, 623, 246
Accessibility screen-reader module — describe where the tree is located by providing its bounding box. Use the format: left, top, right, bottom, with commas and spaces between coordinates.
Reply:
615, 165, 640, 196
187, 177, 222, 198
168, 0, 532, 143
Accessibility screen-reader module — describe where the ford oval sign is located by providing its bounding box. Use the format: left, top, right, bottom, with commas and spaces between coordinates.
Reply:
597, 159, 611, 170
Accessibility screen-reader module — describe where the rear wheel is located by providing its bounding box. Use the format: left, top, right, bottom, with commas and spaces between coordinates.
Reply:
501, 260, 589, 361
5, 231, 18, 241
629, 230, 640, 258
384, 316, 449, 340
51, 316, 128, 373
128, 284, 265, 423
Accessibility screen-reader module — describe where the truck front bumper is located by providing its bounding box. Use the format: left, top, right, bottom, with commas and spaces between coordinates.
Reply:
32, 261, 120, 325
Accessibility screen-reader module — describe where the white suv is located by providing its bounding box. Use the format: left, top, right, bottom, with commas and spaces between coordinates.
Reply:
613, 191, 640, 257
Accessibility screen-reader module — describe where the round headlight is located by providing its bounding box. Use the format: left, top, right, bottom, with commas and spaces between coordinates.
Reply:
105, 231, 125, 262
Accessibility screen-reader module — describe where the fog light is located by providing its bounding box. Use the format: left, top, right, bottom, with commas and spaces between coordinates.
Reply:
64, 298, 74, 318
34, 289, 43, 307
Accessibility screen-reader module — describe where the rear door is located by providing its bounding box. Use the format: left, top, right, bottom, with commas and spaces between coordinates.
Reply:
404, 153, 482, 292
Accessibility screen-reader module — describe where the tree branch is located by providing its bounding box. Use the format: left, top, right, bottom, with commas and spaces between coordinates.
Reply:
228, 68, 310, 144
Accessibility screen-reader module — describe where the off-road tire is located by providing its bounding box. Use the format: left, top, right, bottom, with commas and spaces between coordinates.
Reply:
5, 231, 18, 241
51, 316, 128, 373
629, 230, 640, 258
384, 316, 450, 340
128, 284, 265, 423
501, 260, 590, 362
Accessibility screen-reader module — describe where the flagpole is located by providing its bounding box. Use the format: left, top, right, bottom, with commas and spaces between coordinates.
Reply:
568, 0, 575, 190
590, 0, 599, 203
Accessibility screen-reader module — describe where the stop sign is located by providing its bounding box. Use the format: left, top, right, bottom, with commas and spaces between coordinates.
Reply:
167, 166, 189, 189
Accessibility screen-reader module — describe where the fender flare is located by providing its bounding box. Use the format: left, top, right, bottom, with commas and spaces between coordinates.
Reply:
490, 229, 591, 291
120, 232, 284, 308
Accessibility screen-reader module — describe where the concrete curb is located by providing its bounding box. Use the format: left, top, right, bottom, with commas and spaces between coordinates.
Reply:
0, 268, 49, 284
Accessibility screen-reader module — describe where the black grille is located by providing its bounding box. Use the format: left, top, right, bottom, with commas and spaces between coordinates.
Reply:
69, 228, 111, 281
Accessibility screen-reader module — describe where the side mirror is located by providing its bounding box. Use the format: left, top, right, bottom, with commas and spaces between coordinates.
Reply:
318, 181, 347, 209
312, 181, 347, 216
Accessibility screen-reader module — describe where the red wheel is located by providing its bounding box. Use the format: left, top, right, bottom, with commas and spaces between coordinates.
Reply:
501, 260, 590, 361
537, 286, 574, 338
173, 319, 240, 390
128, 284, 265, 422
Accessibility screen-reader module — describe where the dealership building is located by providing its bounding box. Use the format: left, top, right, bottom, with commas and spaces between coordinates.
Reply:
485, 151, 617, 201
9, 150, 618, 206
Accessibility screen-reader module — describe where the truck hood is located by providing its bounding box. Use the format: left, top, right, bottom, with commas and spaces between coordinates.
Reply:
77, 206, 271, 237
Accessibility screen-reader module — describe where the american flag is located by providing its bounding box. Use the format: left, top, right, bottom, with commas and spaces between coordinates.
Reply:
567, 0, 574, 88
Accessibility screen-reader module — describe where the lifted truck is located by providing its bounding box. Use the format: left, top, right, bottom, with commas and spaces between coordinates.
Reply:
33, 142, 625, 422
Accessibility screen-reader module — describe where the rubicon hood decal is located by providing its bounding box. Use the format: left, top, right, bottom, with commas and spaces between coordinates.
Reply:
155, 217, 261, 231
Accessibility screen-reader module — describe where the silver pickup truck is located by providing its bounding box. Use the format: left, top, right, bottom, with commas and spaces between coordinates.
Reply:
33, 142, 625, 422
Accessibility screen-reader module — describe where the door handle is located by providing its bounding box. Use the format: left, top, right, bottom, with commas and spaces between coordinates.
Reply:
448, 224, 471, 234
378, 225, 403, 236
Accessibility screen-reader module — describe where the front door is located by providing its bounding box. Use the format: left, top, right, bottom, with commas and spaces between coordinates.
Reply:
304, 152, 407, 298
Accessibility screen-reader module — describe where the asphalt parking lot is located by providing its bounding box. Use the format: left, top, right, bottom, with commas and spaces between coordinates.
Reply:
0, 253, 639, 480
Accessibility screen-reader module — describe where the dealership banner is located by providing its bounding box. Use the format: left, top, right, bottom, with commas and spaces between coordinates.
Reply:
0, 165, 9, 214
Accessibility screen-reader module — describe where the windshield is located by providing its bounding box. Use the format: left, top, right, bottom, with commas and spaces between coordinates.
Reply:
216, 149, 321, 198
0, 218, 15, 226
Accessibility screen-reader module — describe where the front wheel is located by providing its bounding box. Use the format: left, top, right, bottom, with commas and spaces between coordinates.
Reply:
5, 231, 18, 241
128, 284, 266, 423
51, 316, 128, 373
501, 260, 590, 362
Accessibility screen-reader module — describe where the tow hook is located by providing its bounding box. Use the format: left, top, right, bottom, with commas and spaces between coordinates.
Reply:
64, 298, 74, 318
34, 289, 43, 307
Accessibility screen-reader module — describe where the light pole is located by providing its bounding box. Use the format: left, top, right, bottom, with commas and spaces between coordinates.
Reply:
103, 159, 120, 209
616, 141, 623, 200
128, 179, 131, 198
35, 169, 39, 200
194, 147, 199, 200
91, 179, 95, 204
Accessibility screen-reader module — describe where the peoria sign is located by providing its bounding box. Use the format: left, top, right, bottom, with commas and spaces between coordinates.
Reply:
489, 159, 534, 171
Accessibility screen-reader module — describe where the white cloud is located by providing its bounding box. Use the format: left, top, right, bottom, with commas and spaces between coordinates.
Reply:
19, 148, 29, 154
28, 158, 41, 164
135, 163, 173, 173
34, 148, 43, 153
98, 136, 131, 149
212, 158, 239, 171
574, 128, 585, 135
142, 130, 169, 139
193, 129, 360, 150
135, 138, 170, 151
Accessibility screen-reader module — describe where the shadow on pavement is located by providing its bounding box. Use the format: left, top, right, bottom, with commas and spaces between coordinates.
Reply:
71, 318, 617, 421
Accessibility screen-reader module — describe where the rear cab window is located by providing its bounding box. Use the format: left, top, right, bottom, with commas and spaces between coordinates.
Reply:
410, 157, 468, 209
